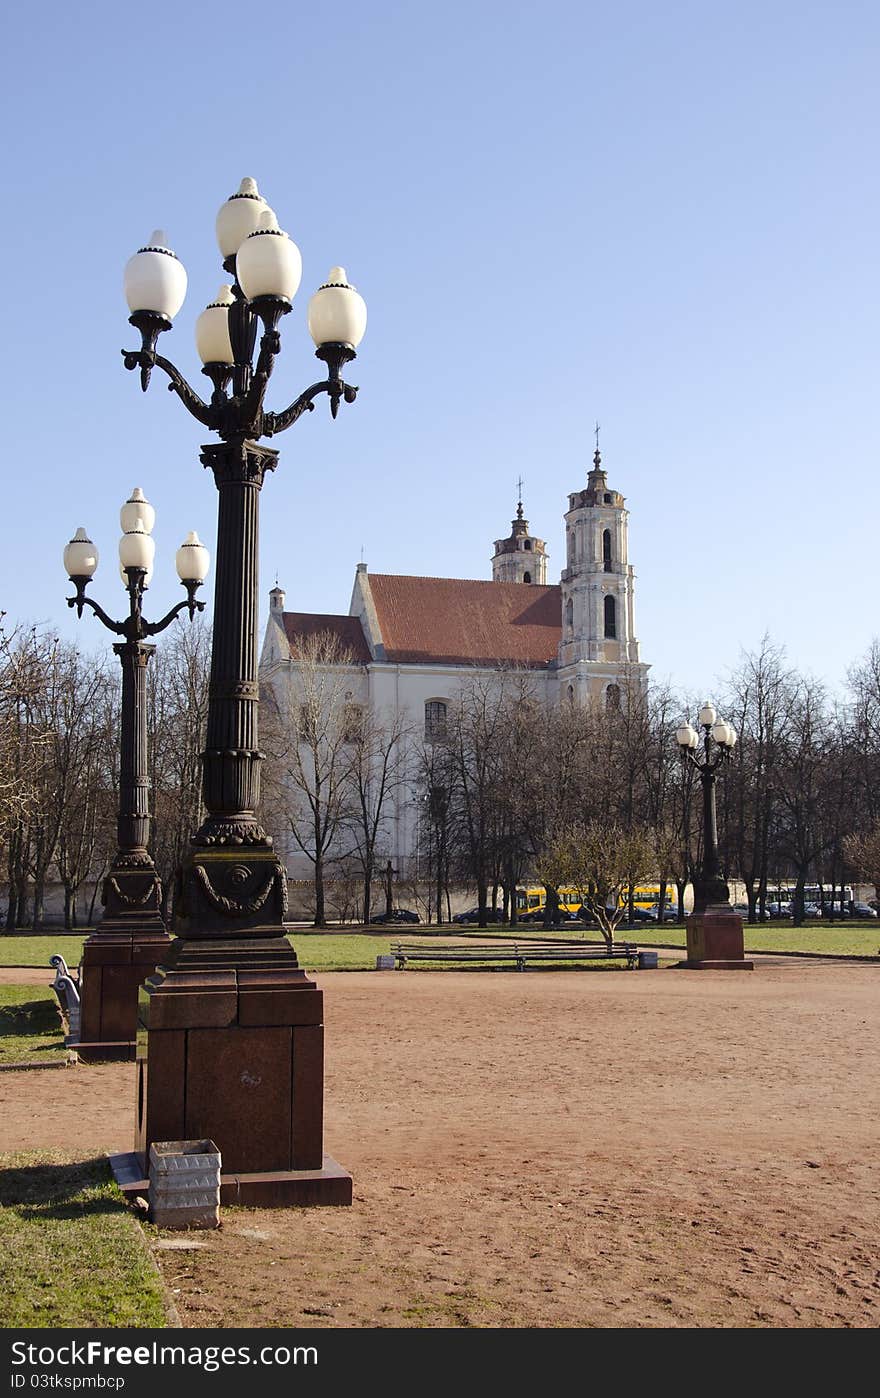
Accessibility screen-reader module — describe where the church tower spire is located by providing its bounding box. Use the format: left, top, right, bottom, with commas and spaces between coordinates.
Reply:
557, 440, 649, 705
491, 481, 548, 584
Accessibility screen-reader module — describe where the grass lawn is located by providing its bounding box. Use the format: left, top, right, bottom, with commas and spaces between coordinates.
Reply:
0, 931, 399, 972
0, 934, 87, 969
0, 985, 69, 1065
0, 1153, 170, 1328
1, 923, 876, 973
629, 923, 880, 957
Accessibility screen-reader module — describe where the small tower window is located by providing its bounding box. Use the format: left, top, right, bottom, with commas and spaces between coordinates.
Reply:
603, 529, 612, 572
604, 493, 611, 503
567, 684, 575, 705
524, 539, 532, 551
565, 597, 574, 633
605, 683, 621, 711
604, 595, 617, 639
523, 571, 532, 584
425, 700, 448, 741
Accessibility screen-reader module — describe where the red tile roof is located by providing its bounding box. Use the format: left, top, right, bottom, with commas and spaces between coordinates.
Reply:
282, 612, 372, 665
367, 575, 561, 667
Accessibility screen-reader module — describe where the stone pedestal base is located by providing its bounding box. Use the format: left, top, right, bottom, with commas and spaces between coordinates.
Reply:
110, 1150, 352, 1209
134, 935, 351, 1206
679, 909, 754, 970
77, 927, 170, 1061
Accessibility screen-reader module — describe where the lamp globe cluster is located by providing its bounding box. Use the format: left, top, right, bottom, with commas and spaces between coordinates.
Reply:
123, 177, 367, 378
64, 488, 208, 596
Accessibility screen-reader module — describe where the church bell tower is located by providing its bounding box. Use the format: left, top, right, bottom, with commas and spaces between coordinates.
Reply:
557, 444, 648, 705
491, 489, 548, 585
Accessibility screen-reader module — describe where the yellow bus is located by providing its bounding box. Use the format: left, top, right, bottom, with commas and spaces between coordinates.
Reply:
516, 882, 674, 919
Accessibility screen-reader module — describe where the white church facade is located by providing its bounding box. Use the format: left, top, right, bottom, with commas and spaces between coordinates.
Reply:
259, 448, 649, 878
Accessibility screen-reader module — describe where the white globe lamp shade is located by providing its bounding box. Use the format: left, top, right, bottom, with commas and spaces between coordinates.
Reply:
120, 487, 156, 536
711, 720, 730, 746
724, 723, 737, 748
175, 531, 210, 584
676, 723, 699, 749
195, 285, 235, 366
118, 519, 156, 575
123, 231, 187, 320
216, 178, 270, 259
236, 210, 302, 301
698, 702, 717, 728
308, 267, 367, 348
64, 528, 98, 579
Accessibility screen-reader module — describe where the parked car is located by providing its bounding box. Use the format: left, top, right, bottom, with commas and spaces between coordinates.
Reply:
451, 906, 506, 924
647, 907, 679, 924
618, 906, 656, 924
800, 903, 822, 919
733, 902, 771, 920
849, 902, 878, 919
372, 908, 420, 925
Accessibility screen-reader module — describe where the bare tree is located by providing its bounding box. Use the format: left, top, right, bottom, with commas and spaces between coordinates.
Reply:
344, 703, 410, 924
843, 824, 880, 905
539, 821, 656, 950
261, 630, 359, 928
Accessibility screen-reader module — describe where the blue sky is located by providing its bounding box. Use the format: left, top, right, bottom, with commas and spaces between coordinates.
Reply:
2, 0, 878, 705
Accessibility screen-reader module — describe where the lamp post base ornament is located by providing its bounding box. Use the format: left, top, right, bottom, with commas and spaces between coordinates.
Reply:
678, 905, 754, 971
75, 859, 171, 1062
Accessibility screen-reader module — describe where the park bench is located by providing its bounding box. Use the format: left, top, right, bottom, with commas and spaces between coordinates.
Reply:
390, 941, 640, 971
49, 954, 81, 1045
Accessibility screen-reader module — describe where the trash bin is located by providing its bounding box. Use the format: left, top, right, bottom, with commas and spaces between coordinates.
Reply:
375, 954, 396, 970
637, 951, 659, 970
148, 1139, 221, 1229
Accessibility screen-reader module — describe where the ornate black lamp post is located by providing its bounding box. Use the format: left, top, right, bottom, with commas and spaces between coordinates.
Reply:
676, 703, 737, 912
117, 178, 365, 1205
62, 493, 208, 1055
676, 703, 752, 970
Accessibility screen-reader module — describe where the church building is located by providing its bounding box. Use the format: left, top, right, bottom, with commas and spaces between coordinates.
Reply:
259, 448, 649, 877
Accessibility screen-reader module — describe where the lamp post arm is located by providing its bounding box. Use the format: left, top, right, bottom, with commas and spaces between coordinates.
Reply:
240, 328, 283, 427
121, 348, 215, 427
143, 589, 206, 637
264, 377, 357, 437
66, 587, 126, 634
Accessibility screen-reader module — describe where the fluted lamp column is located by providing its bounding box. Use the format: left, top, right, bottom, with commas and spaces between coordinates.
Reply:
64, 491, 209, 1057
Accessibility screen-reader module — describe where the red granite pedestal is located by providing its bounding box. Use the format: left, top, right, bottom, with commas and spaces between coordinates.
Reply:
74, 866, 170, 1063
129, 931, 352, 1208
679, 907, 754, 970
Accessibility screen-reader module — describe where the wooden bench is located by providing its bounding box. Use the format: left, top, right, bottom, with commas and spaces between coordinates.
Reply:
391, 941, 639, 971
49, 954, 81, 1044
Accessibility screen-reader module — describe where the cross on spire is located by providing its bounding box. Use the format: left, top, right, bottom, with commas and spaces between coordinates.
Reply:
516, 475, 524, 520
593, 420, 602, 470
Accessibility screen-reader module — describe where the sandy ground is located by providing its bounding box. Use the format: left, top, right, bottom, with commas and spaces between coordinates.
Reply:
1, 961, 879, 1329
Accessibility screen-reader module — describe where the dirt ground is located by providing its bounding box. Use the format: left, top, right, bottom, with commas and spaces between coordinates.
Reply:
2, 960, 879, 1329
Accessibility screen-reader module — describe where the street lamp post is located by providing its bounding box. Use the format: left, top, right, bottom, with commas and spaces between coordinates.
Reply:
676, 702, 752, 970
117, 179, 364, 1205
63, 493, 209, 1057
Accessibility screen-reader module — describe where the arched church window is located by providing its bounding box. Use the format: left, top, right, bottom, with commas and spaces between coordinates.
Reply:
524, 539, 532, 550
567, 685, 574, 705
523, 571, 532, 584
603, 529, 612, 572
604, 595, 617, 639
604, 493, 611, 503
425, 700, 448, 741
565, 597, 574, 633
605, 683, 620, 711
